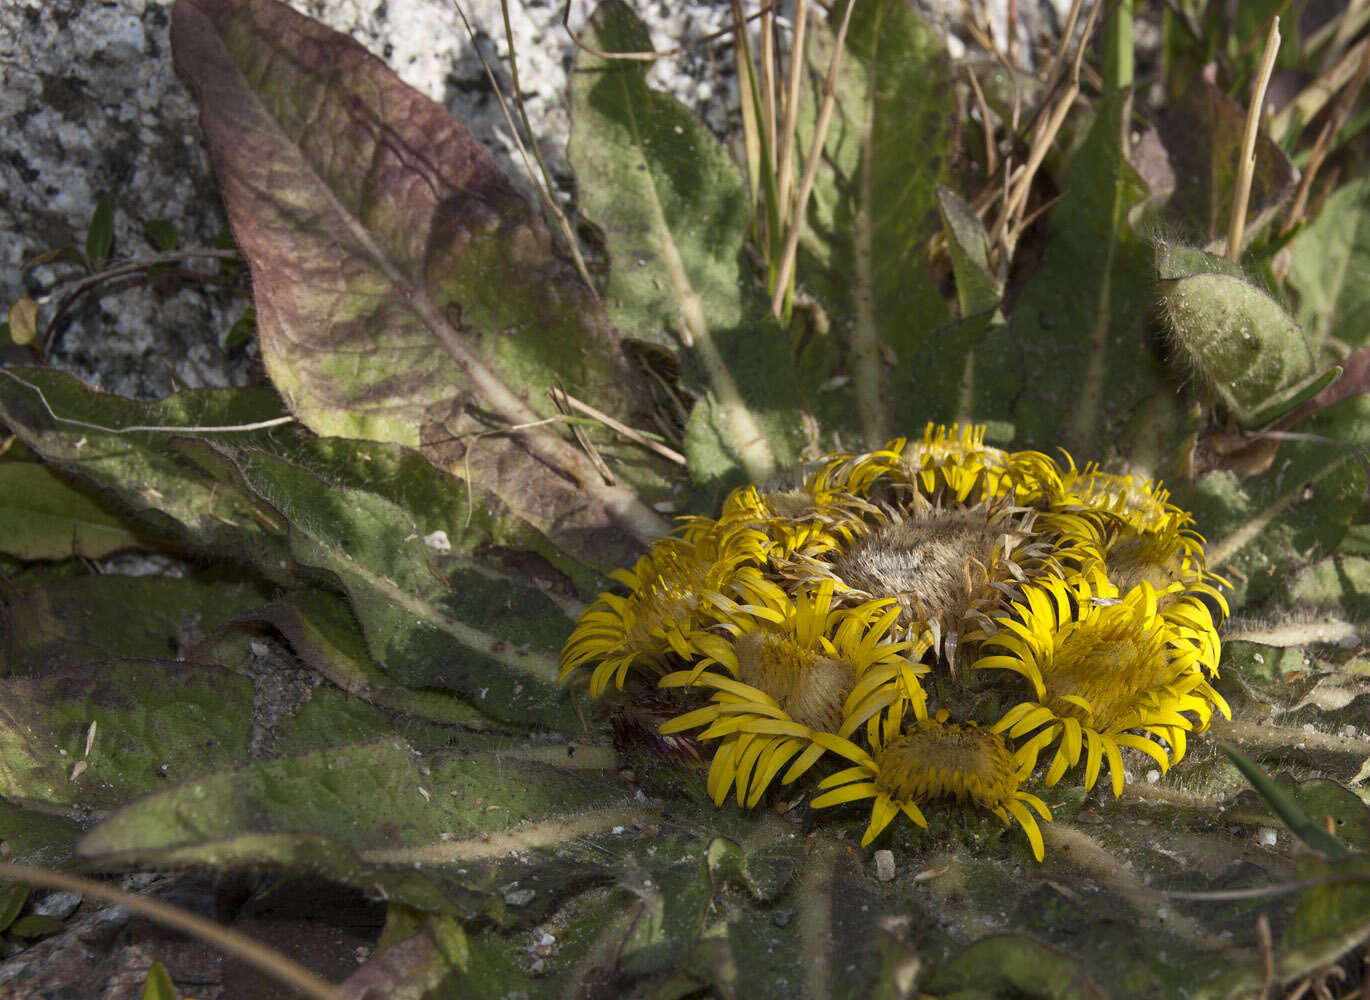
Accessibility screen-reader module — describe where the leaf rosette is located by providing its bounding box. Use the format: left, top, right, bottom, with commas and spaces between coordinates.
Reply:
3, 0, 1370, 996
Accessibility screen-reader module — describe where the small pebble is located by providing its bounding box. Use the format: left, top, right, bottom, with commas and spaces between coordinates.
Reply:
32, 891, 82, 920
874, 849, 895, 882
502, 886, 536, 907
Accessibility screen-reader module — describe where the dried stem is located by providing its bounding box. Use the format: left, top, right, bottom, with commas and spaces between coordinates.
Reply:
992, 0, 1100, 253
1227, 17, 1281, 262
965, 64, 998, 177
1282, 37, 1370, 233
1273, 36, 1370, 141
769, 0, 858, 317
551, 387, 688, 466
774, 0, 809, 232
759, 1, 778, 178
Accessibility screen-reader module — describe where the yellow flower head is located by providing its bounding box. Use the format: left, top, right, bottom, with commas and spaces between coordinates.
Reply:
559, 423, 1230, 863
719, 481, 876, 564
559, 519, 785, 696
657, 582, 927, 807
976, 572, 1230, 795
809, 425, 1005, 505
1034, 461, 1229, 617
811, 711, 1052, 860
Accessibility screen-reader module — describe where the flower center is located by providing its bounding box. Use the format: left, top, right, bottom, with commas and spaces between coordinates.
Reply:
1045, 608, 1172, 725
734, 629, 856, 732
833, 509, 1004, 624
874, 717, 1018, 808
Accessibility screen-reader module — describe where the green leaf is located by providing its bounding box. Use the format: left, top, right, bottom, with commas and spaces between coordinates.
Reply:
0, 659, 254, 811
352, 909, 470, 996
1220, 744, 1350, 858
1284, 854, 1370, 953
796, 0, 955, 442
1190, 396, 1369, 607
0, 463, 143, 560
0, 799, 85, 865
283, 434, 602, 597
0, 882, 29, 935
229, 450, 580, 730
141, 219, 179, 253
170, 0, 669, 569
223, 305, 254, 353
139, 961, 178, 1000
936, 187, 1001, 319
914, 188, 1007, 431
704, 835, 798, 902
77, 737, 637, 914
1001, 92, 1163, 454
85, 192, 114, 269
1288, 174, 1370, 358
216, 589, 492, 731
568, 0, 802, 486
0, 368, 296, 580
1197, 855, 1370, 1000
8, 914, 63, 938
1, 573, 271, 673
923, 935, 1105, 999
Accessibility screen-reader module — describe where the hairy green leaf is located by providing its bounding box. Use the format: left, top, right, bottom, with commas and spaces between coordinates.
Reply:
796, 0, 955, 443
229, 450, 579, 730
0, 368, 295, 579
1004, 92, 1162, 453
0, 463, 143, 561
2, 574, 271, 673
0, 659, 253, 811
218, 590, 491, 731
569, 0, 803, 487
78, 737, 636, 913
1158, 243, 1318, 426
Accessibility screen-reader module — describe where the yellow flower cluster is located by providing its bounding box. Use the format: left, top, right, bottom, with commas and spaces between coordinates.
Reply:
559, 425, 1229, 861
